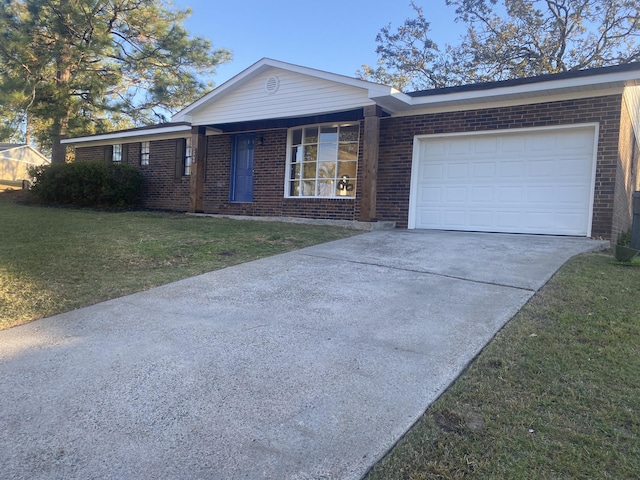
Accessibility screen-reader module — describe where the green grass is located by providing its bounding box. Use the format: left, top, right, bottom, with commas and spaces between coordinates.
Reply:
0, 192, 359, 330
366, 252, 640, 479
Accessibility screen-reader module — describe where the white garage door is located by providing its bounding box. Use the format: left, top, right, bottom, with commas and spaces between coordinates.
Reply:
409, 126, 597, 236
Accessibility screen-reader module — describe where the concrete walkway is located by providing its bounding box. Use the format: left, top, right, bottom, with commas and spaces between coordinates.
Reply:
0, 230, 607, 480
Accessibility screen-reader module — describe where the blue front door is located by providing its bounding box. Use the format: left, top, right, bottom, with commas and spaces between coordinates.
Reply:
231, 134, 254, 202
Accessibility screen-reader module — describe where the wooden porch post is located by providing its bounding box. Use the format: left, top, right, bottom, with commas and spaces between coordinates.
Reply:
189, 126, 206, 213
359, 105, 382, 222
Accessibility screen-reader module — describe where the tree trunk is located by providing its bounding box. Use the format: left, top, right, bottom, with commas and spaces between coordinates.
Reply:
50, 132, 66, 164
50, 0, 71, 164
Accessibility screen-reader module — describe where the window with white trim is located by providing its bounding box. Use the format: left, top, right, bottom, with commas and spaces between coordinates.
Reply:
286, 123, 359, 198
112, 144, 122, 163
140, 141, 150, 166
184, 136, 193, 175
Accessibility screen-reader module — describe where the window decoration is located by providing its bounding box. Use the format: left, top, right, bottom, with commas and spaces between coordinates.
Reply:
140, 141, 150, 166
287, 123, 359, 198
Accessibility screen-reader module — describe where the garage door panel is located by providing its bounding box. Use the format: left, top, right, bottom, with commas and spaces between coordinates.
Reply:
445, 187, 469, 203
473, 162, 496, 177
500, 162, 525, 178
529, 159, 556, 176
498, 186, 523, 203
418, 209, 442, 226
502, 136, 527, 152
470, 186, 494, 203
476, 137, 498, 153
468, 211, 494, 228
421, 163, 444, 180
419, 186, 442, 203
525, 186, 554, 203
443, 210, 467, 227
447, 163, 468, 178
450, 140, 471, 155
412, 127, 596, 235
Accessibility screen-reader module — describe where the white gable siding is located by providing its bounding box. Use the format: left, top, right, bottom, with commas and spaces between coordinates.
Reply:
624, 85, 640, 145
189, 68, 375, 125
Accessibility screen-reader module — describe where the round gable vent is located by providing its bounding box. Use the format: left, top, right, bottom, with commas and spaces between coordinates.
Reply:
265, 76, 280, 94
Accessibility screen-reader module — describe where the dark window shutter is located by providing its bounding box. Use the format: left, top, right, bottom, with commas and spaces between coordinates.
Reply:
175, 138, 185, 181
122, 144, 129, 164
104, 145, 113, 162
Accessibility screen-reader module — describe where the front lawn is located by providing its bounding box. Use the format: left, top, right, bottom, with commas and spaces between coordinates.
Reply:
0, 192, 359, 330
366, 252, 640, 479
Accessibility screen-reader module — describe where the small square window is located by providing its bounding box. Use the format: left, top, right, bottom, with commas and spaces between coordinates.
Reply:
140, 141, 150, 166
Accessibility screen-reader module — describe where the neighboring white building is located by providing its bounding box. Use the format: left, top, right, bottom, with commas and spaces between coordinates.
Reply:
0, 144, 50, 191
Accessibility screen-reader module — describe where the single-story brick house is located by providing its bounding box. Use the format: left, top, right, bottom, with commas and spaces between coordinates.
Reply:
62, 58, 640, 240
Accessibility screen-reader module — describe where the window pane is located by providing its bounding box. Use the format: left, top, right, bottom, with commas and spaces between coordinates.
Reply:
318, 161, 336, 179
112, 144, 122, 163
339, 125, 359, 142
319, 126, 338, 143
338, 161, 357, 178
141, 141, 150, 166
318, 180, 335, 197
303, 144, 317, 162
304, 127, 318, 144
302, 162, 317, 179
292, 128, 302, 145
290, 163, 301, 180
338, 143, 358, 161
291, 146, 303, 163
286, 123, 359, 199
302, 180, 315, 196
318, 142, 337, 162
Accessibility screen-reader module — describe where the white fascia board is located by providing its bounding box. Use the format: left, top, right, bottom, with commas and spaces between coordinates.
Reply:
61, 124, 192, 145
172, 58, 406, 123
406, 68, 640, 110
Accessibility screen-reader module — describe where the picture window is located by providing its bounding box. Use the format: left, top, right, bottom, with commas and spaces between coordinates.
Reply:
286, 123, 359, 198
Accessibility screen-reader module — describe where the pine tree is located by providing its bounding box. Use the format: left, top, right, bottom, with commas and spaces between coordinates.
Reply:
0, 0, 230, 162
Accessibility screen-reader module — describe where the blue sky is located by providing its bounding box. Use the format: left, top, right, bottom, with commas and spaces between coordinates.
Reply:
173, 0, 466, 86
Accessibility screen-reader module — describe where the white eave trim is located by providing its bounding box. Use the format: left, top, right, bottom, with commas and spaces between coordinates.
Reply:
61, 124, 192, 145
405, 67, 640, 110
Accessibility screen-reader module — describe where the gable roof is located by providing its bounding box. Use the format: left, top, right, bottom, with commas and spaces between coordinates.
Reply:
62, 59, 640, 146
172, 58, 409, 123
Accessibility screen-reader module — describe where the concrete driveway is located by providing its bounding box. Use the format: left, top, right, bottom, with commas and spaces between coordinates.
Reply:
0, 230, 606, 480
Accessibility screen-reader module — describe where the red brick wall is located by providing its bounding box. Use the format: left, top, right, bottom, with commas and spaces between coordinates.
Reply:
74, 146, 106, 162
139, 139, 190, 211
72, 95, 630, 238
376, 95, 624, 238
202, 128, 361, 220
74, 139, 190, 211
611, 96, 640, 242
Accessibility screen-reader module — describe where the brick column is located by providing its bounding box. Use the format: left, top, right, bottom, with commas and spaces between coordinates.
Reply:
189, 126, 206, 213
359, 105, 382, 221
